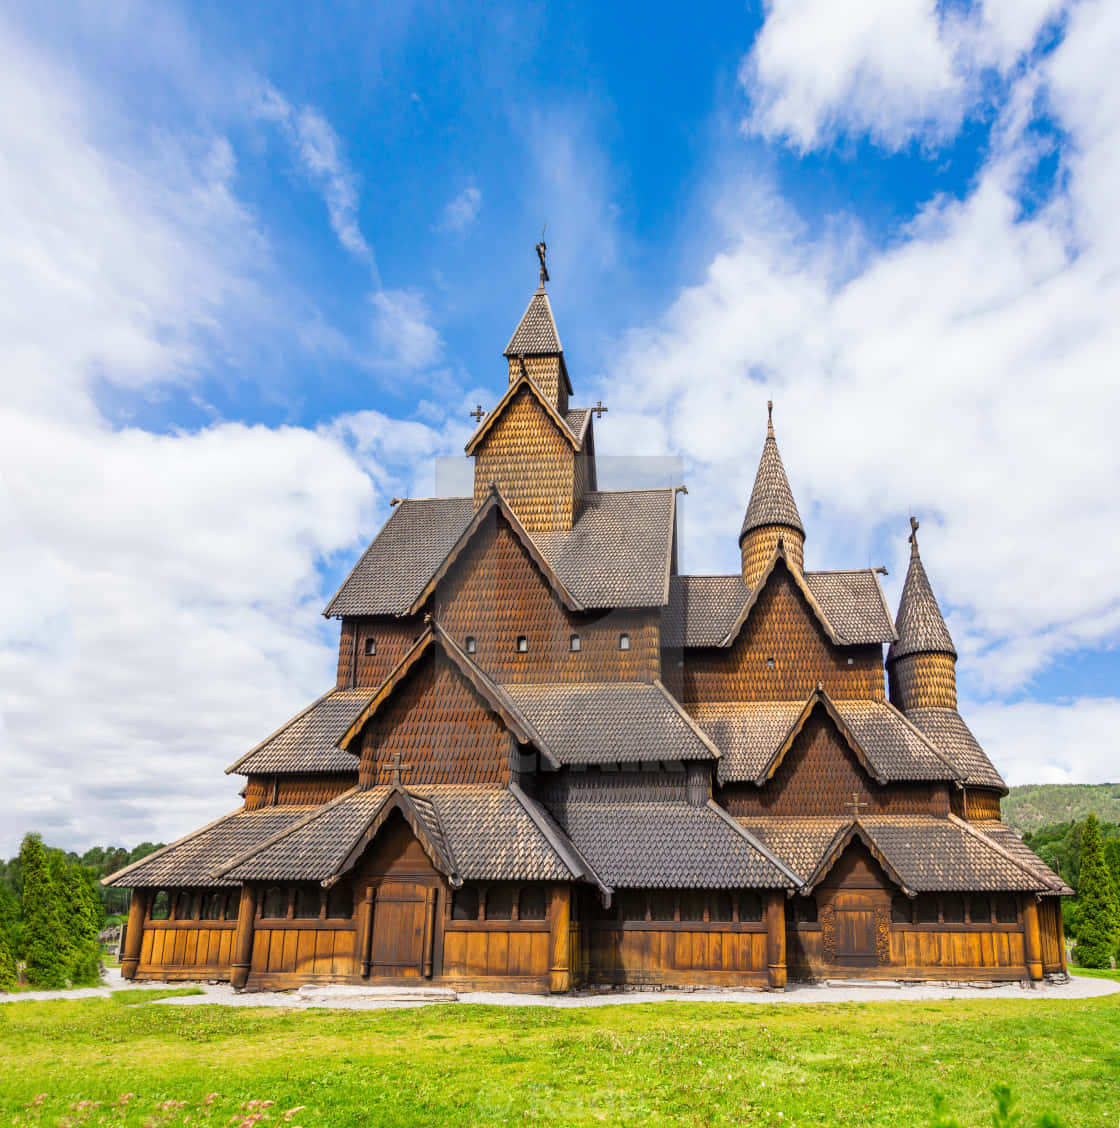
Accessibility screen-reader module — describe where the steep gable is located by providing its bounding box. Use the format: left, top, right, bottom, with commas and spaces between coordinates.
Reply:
682, 559, 885, 704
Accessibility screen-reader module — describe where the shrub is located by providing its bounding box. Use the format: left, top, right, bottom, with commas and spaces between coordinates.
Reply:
20, 833, 69, 988
0, 927, 17, 991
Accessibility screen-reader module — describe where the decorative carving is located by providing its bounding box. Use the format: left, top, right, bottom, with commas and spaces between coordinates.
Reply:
874, 905, 891, 965
820, 904, 836, 961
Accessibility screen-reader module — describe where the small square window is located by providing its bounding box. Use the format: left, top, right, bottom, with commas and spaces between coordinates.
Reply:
516, 636, 528, 653
465, 636, 477, 654
569, 634, 581, 652
619, 633, 630, 651
846, 656, 854, 666
765, 656, 776, 669
363, 638, 376, 656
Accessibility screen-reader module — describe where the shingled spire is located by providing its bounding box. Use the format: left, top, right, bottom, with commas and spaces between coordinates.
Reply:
739, 403, 805, 587
887, 518, 958, 711
503, 241, 573, 414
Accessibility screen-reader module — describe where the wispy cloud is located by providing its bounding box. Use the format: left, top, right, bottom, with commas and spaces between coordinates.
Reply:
439, 185, 482, 233
370, 289, 442, 370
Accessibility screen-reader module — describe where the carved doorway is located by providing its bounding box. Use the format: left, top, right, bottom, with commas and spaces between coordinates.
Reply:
368, 880, 436, 978
831, 891, 876, 967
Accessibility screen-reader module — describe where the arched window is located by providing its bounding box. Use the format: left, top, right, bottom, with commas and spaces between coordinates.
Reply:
485, 886, 513, 921
451, 886, 479, 921
915, 894, 938, 924
740, 893, 763, 923
261, 886, 287, 919
363, 638, 377, 656
569, 634, 581, 652
995, 895, 1019, 924
787, 896, 817, 924
516, 635, 528, 653
618, 633, 630, 651
294, 887, 321, 919
518, 886, 546, 921
465, 636, 477, 654
891, 895, 913, 925
650, 890, 676, 921
200, 892, 225, 921
619, 890, 647, 922
149, 891, 170, 921
326, 884, 353, 919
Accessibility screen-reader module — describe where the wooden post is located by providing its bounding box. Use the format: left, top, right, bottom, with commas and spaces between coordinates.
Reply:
548, 885, 571, 993
1056, 902, 1068, 974
1023, 896, 1043, 981
120, 889, 147, 980
766, 891, 787, 990
230, 885, 258, 990
360, 886, 375, 978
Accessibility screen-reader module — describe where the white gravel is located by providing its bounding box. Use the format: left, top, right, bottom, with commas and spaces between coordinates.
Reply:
3, 968, 1116, 1009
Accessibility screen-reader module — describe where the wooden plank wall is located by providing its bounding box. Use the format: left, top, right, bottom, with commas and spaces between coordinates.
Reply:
137, 923, 236, 980
249, 925, 358, 982
586, 926, 769, 986
441, 925, 551, 983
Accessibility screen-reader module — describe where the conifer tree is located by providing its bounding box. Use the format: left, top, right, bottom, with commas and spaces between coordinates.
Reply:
0, 926, 16, 991
59, 862, 103, 986
1074, 814, 1119, 968
19, 833, 68, 988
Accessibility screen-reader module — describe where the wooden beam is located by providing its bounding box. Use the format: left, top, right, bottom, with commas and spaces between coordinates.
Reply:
548, 885, 572, 993
766, 891, 787, 990
230, 885, 258, 990
359, 886, 375, 979
120, 889, 147, 980
1023, 896, 1044, 982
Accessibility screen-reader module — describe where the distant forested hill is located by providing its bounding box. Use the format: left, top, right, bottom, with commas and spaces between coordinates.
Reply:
1002, 783, 1120, 834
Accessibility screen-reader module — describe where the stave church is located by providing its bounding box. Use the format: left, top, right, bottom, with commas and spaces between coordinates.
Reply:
107, 249, 1070, 991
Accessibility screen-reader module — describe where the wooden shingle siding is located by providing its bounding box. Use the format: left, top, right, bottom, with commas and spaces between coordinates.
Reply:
720, 712, 949, 817
507, 355, 568, 414
741, 525, 804, 588
472, 385, 576, 531
244, 775, 354, 809
435, 511, 661, 683
682, 566, 885, 704
360, 650, 511, 787
889, 651, 958, 710
338, 617, 423, 690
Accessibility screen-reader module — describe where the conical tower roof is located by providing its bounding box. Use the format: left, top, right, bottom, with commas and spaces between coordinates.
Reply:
739, 403, 804, 542
887, 518, 957, 662
504, 284, 562, 356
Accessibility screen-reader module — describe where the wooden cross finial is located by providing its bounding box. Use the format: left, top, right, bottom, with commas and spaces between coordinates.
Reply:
767, 400, 774, 437
593, 400, 608, 419
470, 404, 486, 423
385, 751, 413, 788
847, 792, 869, 819
909, 515, 920, 547
536, 238, 549, 285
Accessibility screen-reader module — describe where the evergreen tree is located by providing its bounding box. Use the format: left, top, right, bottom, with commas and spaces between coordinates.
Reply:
0, 926, 16, 991
0, 884, 19, 956
19, 834, 68, 988
59, 862, 103, 986
1074, 814, 1119, 968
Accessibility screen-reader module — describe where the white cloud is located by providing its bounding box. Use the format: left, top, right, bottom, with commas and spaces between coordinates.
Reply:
439, 185, 482, 233
370, 289, 443, 370
607, 0, 1120, 745
741, 0, 1067, 151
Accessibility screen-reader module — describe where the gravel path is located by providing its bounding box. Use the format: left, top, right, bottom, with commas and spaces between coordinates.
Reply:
3, 969, 1116, 1010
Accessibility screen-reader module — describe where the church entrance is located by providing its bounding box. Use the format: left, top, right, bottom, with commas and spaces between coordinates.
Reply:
368, 880, 436, 978
831, 891, 876, 966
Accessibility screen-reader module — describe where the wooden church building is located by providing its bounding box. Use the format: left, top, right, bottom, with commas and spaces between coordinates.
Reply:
107, 251, 1070, 991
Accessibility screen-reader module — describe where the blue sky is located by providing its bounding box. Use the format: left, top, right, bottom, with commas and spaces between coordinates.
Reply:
1, 0, 1117, 854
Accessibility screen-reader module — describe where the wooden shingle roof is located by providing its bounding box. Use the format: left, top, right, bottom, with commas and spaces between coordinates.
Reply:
504, 285, 563, 356
906, 707, 1007, 793
739, 413, 803, 541
326, 488, 676, 617
887, 524, 957, 662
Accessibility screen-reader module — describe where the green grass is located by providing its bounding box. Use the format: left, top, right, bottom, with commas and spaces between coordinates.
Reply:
1069, 965, 1120, 981
0, 994, 1117, 1127
110, 987, 205, 1005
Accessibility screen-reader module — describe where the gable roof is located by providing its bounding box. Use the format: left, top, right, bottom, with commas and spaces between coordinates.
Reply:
504, 285, 564, 357
503, 680, 719, 765
336, 625, 558, 767
663, 565, 896, 649
738, 814, 1059, 893
326, 488, 676, 617
905, 707, 1007, 793
740, 414, 803, 541
220, 784, 592, 887
225, 688, 372, 776
464, 374, 580, 455
407, 487, 583, 615
887, 524, 957, 662
687, 690, 959, 786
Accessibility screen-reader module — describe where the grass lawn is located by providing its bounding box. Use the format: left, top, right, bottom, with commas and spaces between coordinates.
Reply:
1, 992, 1117, 1127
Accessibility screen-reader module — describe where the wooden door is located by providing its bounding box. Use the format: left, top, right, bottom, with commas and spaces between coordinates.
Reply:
833, 892, 875, 966
369, 881, 435, 978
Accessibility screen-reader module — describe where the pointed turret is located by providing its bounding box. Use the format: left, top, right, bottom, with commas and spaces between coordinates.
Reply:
739, 403, 805, 586
887, 518, 958, 710
503, 241, 573, 414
